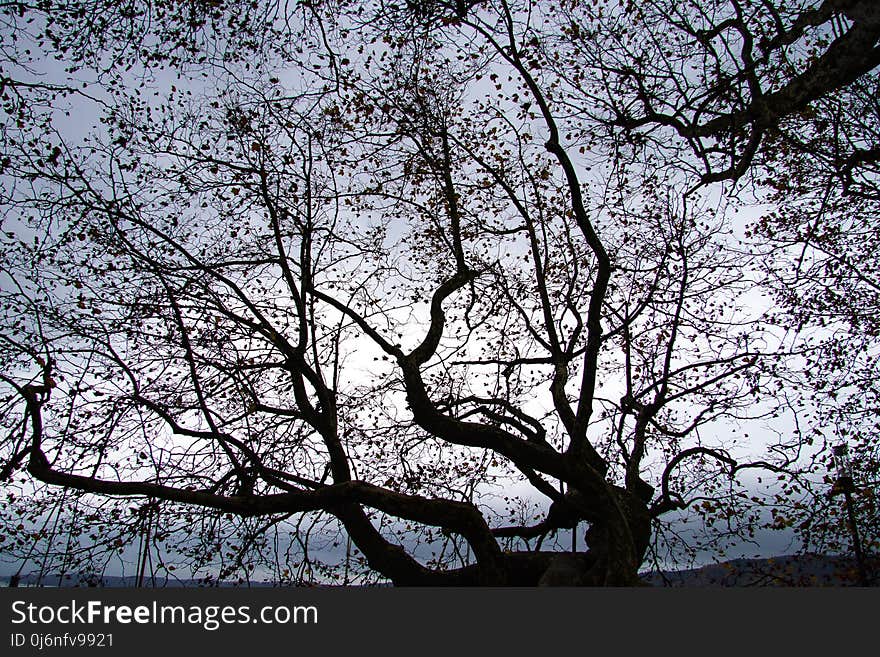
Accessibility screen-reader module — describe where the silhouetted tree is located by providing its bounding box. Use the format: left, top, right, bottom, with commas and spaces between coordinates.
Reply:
2, 0, 878, 585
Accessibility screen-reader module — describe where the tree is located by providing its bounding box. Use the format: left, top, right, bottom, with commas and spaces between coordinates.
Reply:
550, 0, 880, 184
1, 0, 877, 586
746, 65, 880, 567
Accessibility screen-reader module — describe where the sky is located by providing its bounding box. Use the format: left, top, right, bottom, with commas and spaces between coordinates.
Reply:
0, 1, 874, 586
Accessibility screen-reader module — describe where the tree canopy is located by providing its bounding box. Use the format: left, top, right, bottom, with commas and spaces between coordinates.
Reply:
1, 0, 878, 586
